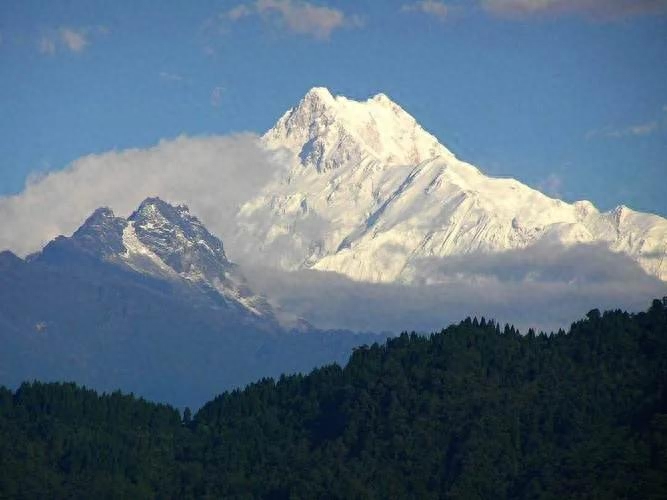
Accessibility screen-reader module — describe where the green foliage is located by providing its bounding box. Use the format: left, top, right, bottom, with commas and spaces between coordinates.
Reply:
1, 301, 666, 498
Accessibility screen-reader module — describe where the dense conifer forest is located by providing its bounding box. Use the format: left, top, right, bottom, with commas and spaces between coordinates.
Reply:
1, 300, 666, 499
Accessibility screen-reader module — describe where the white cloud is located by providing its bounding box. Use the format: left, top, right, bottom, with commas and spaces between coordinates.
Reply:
482, 0, 667, 20
223, 0, 362, 39
0, 134, 283, 258
587, 120, 660, 139
625, 122, 660, 136
587, 105, 667, 139
159, 71, 187, 82
37, 26, 107, 55
60, 28, 88, 52
401, 1, 449, 21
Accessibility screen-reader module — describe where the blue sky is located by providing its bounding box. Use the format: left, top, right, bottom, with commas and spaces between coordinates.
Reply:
1, 0, 666, 216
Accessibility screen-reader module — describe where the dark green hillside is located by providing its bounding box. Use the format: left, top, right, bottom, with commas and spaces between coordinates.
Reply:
1, 300, 666, 499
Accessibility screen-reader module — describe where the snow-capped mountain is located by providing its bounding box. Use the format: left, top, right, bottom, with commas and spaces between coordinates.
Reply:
38, 197, 274, 318
235, 87, 667, 283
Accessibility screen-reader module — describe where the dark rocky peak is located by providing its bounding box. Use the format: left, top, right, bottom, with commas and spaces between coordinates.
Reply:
70, 207, 128, 257
128, 197, 229, 275
126, 197, 275, 320
23, 197, 275, 321
35, 207, 128, 264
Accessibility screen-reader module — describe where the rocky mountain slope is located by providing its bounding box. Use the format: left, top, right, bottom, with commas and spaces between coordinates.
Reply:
37, 197, 274, 320
234, 87, 667, 283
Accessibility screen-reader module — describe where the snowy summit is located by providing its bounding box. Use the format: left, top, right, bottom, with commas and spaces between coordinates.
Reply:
233, 87, 667, 283
264, 87, 455, 172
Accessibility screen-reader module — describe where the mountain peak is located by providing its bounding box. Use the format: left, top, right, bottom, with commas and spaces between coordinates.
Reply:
38, 198, 275, 318
128, 197, 228, 271
370, 92, 394, 106
243, 90, 667, 284
76, 206, 121, 233
264, 88, 452, 172
302, 86, 335, 104
133, 196, 190, 219
137, 196, 168, 210
88, 206, 116, 220
71, 206, 127, 257
125, 198, 274, 318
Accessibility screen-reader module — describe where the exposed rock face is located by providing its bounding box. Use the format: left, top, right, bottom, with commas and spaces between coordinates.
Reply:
37, 198, 275, 320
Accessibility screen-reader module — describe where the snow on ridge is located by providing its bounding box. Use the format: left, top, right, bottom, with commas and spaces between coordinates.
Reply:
75, 198, 271, 318
234, 87, 667, 283
121, 221, 179, 278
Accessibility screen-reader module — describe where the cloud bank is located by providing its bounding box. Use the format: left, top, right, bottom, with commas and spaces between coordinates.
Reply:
243, 244, 666, 334
0, 134, 282, 258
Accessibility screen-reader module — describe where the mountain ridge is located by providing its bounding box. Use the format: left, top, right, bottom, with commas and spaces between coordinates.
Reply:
0, 197, 386, 408
35, 197, 276, 321
232, 87, 667, 283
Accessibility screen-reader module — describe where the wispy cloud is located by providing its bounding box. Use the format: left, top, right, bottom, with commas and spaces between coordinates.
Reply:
60, 28, 87, 52
38, 26, 108, 55
587, 120, 660, 139
223, 0, 363, 40
586, 106, 667, 139
401, 1, 449, 21
159, 71, 187, 83
482, 0, 667, 20
622, 122, 660, 136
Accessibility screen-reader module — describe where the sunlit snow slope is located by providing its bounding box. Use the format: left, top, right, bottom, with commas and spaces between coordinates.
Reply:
235, 87, 667, 283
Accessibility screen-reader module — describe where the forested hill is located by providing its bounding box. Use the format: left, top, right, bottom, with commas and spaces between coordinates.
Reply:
1, 300, 666, 499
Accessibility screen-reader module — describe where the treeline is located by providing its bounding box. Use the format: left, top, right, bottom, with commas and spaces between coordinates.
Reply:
1, 300, 666, 498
